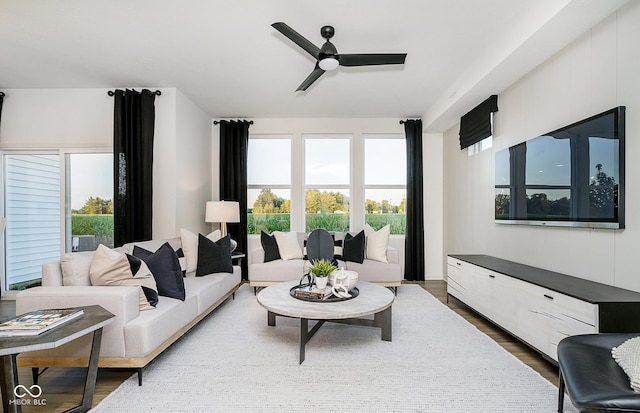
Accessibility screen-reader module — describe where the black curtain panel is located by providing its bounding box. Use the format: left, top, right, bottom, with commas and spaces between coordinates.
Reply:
219, 120, 251, 279
459, 95, 498, 150
112, 89, 157, 246
0, 91, 5, 127
404, 119, 425, 281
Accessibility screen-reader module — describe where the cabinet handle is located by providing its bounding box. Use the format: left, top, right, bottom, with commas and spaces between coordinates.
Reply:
456, 262, 461, 266
489, 274, 495, 278
543, 294, 554, 300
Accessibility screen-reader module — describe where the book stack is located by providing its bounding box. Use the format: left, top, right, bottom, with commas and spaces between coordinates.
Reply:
293, 286, 334, 300
0, 308, 84, 337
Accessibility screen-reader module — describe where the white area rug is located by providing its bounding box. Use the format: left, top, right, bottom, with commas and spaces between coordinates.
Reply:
92, 284, 578, 412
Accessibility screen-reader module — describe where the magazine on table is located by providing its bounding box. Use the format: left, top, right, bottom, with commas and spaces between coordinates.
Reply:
0, 308, 84, 337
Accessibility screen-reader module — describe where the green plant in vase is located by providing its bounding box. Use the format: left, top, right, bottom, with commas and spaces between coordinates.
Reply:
308, 259, 336, 289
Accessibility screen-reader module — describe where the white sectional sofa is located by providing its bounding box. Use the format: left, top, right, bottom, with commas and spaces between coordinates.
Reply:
249, 230, 402, 288
15, 237, 241, 385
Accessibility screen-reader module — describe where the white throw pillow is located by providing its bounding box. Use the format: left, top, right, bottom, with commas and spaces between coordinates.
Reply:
273, 231, 303, 260
180, 228, 221, 273
364, 224, 390, 263
612, 336, 640, 392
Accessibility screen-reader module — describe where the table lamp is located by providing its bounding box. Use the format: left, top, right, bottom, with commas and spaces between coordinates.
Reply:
205, 201, 240, 251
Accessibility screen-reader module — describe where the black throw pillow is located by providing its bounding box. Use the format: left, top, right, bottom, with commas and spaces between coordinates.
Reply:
342, 230, 365, 264
175, 248, 187, 277
133, 243, 186, 301
260, 231, 281, 262
196, 234, 233, 276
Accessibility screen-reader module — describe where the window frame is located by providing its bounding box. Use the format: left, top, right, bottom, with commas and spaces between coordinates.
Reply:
363, 134, 407, 234
247, 134, 293, 234
303, 134, 352, 232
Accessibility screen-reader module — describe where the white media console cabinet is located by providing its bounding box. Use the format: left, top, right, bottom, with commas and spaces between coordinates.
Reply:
447, 255, 640, 362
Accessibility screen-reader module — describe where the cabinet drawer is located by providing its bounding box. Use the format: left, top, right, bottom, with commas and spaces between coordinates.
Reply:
553, 293, 597, 327
447, 264, 464, 287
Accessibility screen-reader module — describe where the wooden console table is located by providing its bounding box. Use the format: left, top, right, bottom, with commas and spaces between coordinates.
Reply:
447, 255, 640, 362
0, 305, 114, 413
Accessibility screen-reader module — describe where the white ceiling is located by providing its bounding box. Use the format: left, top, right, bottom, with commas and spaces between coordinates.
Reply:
0, 0, 630, 131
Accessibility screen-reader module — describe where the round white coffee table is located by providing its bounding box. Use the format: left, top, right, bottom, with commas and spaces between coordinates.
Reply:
257, 280, 394, 364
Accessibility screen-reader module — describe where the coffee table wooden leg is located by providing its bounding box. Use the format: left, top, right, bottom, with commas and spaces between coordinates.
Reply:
268, 311, 276, 326
375, 306, 392, 341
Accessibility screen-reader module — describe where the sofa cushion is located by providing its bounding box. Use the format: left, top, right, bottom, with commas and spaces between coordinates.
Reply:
133, 243, 186, 301
89, 244, 159, 310
274, 231, 304, 260
364, 224, 390, 263
60, 251, 95, 286
250, 259, 307, 283
612, 336, 640, 392
123, 292, 199, 358
342, 230, 365, 264
196, 234, 233, 276
183, 268, 241, 314
260, 231, 281, 262
180, 228, 221, 273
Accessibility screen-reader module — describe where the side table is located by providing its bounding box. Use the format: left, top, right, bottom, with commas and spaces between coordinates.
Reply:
231, 252, 245, 267
0, 305, 114, 413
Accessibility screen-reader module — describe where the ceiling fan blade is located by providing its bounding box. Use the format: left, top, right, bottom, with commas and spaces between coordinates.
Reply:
338, 53, 407, 67
296, 65, 325, 91
272, 22, 320, 59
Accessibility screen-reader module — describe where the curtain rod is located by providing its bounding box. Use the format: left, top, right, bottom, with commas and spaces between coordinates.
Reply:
107, 89, 162, 96
213, 120, 254, 125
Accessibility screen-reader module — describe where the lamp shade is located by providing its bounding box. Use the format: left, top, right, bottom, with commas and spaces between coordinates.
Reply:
205, 201, 240, 224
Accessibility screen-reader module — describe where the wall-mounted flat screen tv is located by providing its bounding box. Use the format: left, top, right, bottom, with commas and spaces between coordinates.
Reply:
495, 106, 625, 229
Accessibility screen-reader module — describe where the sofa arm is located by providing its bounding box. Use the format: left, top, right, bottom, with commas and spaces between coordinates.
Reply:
387, 246, 400, 264
16, 286, 140, 325
251, 247, 265, 264
16, 286, 141, 358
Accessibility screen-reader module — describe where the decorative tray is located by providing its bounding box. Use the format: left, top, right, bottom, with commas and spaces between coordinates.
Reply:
289, 285, 359, 302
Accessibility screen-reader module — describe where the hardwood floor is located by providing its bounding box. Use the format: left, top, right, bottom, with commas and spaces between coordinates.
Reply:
1, 280, 559, 412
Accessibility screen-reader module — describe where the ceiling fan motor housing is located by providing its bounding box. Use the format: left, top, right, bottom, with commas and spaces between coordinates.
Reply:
320, 25, 335, 39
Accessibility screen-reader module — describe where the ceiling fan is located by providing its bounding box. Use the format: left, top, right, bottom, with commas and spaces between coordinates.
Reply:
272, 22, 407, 92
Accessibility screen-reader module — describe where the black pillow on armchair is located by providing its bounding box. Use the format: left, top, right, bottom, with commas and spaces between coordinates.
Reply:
260, 231, 281, 262
341, 230, 365, 264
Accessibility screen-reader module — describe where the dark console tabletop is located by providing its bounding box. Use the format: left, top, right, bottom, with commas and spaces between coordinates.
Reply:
449, 254, 640, 304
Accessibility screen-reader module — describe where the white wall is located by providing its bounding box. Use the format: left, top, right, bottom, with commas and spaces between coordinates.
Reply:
174, 90, 213, 236
444, 2, 640, 292
0, 87, 211, 242
216, 118, 441, 280
0, 88, 113, 148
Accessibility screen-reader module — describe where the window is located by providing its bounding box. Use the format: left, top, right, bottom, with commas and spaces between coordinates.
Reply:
3, 154, 60, 290
467, 136, 493, 156
304, 135, 350, 232
364, 135, 406, 234
66, 153, 114, 252
247, 136, 291, 234
246, 131, 409, 237
468, 113, 494, 156
2, 151, 113, 291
